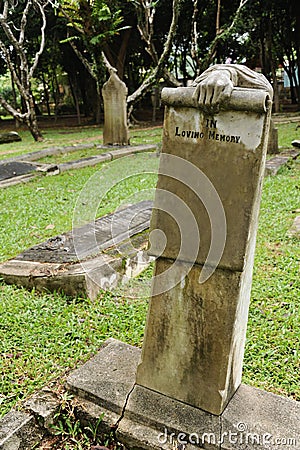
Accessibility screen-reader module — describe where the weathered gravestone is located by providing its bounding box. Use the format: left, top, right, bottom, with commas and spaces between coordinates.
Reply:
136, 64, 273, 415
102, 70, 129, 146
267, 119, 279, 154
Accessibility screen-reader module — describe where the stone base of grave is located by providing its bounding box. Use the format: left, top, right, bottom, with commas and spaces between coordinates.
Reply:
0, 160, 57, 187
0, 201, 153, 299
264, 148, 300, 176
66, 338, 300, 450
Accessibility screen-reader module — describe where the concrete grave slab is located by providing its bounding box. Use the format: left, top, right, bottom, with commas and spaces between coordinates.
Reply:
65, 338, 300, 450
0, 161, 38, 182
0, 160, 58, 188
0, 144, 157, 188
264, 148, 299, 176
0, 409, 43, 450
0, 201, 153, 299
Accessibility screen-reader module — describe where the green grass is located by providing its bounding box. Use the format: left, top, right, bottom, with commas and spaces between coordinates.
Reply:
0, 125, 105, 160
276, 121, 300, 148
0, 121, 299, 420
0, 123, 163, 162
243, 161, 300, 398
0, 287, 149, 416
0, 152, 160, 262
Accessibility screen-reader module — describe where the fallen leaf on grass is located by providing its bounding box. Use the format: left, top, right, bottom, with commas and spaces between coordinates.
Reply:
45, 224, 55, 230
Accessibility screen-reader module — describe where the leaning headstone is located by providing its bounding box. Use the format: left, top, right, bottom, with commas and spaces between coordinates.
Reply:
267, 119, 279, 154
136, 64, 273, 415
102, 70, 129, 145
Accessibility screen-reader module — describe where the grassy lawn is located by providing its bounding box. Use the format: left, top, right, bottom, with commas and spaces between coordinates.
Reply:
0, 120, 299, 421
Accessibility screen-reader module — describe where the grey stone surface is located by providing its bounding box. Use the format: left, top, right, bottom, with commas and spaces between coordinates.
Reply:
74, 398, 120, 435
139, 66, 272, 415
149, 104, 270, 270
58, 153, 112, 172
122, 385, 220, 450
0, 161, 38, 182
67, 338, 140, 415
3, 200, 152, 263
0, 172, 39, 188
24, 390, 60, 431
0, 409, 43, 450
65, 339, 300, 450
222, 384, 300, 450
264, 155, 290, 176
136, 260, 252, 415
265, 148, 299, 176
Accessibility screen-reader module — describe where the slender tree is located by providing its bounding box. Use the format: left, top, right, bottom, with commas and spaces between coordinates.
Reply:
0, 0, 49, 141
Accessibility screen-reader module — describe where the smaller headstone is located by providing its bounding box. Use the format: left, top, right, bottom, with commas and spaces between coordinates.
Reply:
267, 119, 279, 154
102, 70, 129, 146
0, 131, 21, 144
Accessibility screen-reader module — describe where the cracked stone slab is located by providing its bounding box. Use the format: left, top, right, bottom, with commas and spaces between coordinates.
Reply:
265, 148, 300, 176
66, 338, 140, 416
0, 409, 43, 450
66, 339, 300, 450
24, 390, 60, 431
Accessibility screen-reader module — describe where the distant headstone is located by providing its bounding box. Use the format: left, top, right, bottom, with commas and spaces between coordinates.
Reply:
267, 119, 279, 154
0, 131, 21, 144
136, 64, 273, 415
102, 70, 129, 146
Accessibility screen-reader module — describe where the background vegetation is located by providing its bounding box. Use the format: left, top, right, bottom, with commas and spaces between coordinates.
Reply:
0, 0, 299, 139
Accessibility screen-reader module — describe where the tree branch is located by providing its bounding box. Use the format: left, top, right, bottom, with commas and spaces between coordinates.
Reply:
200, 0, 249, 71
128, 0, 182, 106
29, 0, 47, 78
69, 37, 97, 81
19, 0, 32, 45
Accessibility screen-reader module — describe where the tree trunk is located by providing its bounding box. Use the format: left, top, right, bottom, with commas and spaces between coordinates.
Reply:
26, 115, 43, 141
26, 98, 43, 141
41, 72, 51, 116
68, 74, 81, 125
